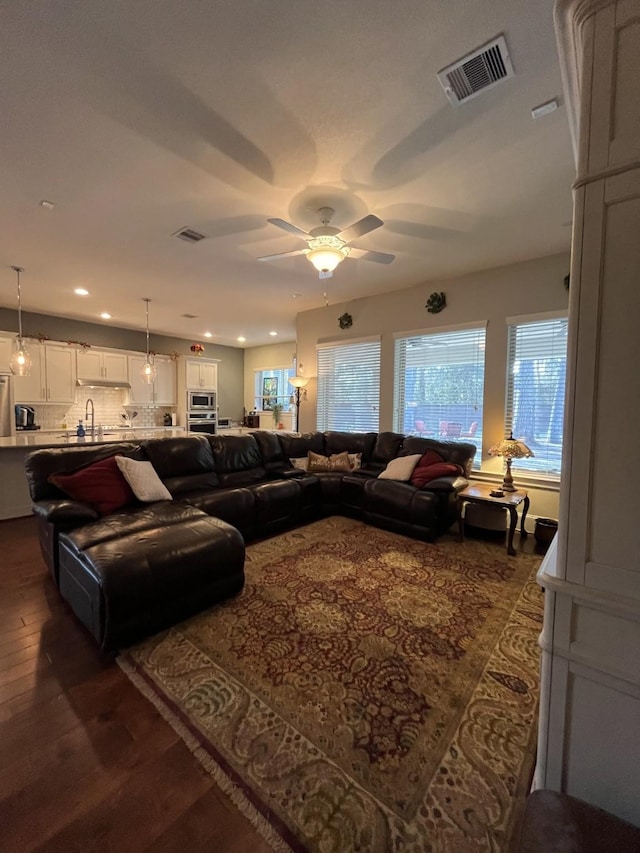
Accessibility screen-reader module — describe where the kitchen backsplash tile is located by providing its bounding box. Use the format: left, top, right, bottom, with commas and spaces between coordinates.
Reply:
33, 387, 173, 430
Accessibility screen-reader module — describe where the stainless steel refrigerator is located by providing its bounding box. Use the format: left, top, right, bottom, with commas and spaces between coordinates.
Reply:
0, 375, 14, 437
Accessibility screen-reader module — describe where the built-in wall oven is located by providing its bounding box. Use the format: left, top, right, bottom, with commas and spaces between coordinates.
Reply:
188, 390, 217, 410
187, 411, 217, 435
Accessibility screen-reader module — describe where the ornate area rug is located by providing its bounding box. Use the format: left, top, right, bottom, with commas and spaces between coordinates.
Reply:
119, 517, 543, 852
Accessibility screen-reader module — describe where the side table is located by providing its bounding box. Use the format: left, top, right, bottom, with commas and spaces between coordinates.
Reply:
457, 483, 530, 556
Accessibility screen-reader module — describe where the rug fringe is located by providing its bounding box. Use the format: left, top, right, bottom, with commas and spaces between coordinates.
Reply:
117, 655, 295, 853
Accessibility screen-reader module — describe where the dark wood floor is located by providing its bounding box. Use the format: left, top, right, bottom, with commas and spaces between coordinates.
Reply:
0, 515, 542, 852
0, 516, 273, 853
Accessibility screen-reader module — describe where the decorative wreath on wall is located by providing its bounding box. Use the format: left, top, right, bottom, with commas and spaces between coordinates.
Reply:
425, 291, 447, 314
338, 312, 353, 329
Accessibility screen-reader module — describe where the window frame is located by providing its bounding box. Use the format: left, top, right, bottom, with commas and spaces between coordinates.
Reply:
504, 311, 569, 480
316, 336, 381, 433
393, 322, 487, 468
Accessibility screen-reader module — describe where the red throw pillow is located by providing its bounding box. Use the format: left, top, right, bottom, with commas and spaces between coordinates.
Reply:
49, 455, 135, 516
411, 450, 463, 487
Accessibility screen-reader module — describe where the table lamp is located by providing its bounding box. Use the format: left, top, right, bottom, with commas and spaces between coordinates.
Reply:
488, 431, 534, 492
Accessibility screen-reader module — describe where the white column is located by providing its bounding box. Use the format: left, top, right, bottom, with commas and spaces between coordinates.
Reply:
535, 0, 640, 825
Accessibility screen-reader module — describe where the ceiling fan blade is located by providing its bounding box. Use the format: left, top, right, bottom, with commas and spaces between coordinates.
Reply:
267, 218, 310, 240
257, 248, 309, 262
337, 214, 384, 244
348, 247, 395, 264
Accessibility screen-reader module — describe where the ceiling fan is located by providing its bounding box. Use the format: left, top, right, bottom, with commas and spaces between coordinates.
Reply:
257, 207, 395, 278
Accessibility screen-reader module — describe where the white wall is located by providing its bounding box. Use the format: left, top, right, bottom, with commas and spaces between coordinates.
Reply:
296, 251, 570, 520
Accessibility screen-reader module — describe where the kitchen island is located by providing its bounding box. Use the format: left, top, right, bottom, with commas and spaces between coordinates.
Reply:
0, 428, 187, 520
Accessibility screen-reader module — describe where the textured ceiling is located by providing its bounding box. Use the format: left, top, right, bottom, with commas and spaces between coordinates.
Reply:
0, 0, 574, 347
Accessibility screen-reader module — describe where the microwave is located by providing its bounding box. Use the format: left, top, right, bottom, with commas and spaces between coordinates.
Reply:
188, 391, 217, 410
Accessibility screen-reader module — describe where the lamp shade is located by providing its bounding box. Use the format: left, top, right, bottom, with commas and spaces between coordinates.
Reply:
307, 247, 344, 273
9, 338, 32, 376
288, 375, 309, 389
488, 431, 534, 459
140, 359, 157, 384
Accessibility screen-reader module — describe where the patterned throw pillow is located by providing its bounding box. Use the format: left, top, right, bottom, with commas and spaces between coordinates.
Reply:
48, 455, 135, 516
115, 456, 172, 502
290, 457, 309, 471
377, 454, 422, 482
307, 451, 351, 473
348, 452, 362, 471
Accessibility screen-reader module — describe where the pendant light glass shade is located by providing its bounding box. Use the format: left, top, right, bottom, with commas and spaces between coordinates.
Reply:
140, 298, 157, 384
9, 266, 31, 376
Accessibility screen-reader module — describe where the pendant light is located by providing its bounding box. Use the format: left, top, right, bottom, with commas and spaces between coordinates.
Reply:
140, 298, 157, 384
9, 265, 32, 376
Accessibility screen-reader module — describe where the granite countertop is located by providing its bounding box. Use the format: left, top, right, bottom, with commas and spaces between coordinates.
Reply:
0, 428, 187, 450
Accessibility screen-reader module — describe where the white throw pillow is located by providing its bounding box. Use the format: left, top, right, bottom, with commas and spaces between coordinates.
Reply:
115, 456, 172, 502
377, 454, 422, 482
290, 457, 309, 471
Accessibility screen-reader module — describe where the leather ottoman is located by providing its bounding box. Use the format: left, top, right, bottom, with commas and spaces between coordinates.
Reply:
57, 505, 245, 651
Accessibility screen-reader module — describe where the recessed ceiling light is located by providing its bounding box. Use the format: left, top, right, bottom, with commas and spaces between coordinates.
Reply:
204, 332, 212, 338
74, 288, 89, 296
39, 199, 56, 210
292, 293, 301, 299
269, 331, 278, 336
100, 312, 112, 320
237, 336, 246, 343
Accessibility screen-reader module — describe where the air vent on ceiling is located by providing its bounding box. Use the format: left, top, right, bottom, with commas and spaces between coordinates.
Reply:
437, 35, 513, 106
172, 227, 207, 243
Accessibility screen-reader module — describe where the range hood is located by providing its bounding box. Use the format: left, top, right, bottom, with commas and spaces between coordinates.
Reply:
76, 378, 131, 389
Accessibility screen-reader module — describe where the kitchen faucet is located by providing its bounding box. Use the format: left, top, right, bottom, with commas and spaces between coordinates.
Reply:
85, 398, 95, 438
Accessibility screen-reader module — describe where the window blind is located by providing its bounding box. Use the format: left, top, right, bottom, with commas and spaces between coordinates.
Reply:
394, 326, 485, 463
505, 317, 568, 476
317, 340, 380, 432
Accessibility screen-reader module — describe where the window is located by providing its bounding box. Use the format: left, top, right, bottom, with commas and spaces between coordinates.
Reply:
505, 316, 568, 477
254, 366, 294, 411
394, 325, 486, 462
317, 339, 381, 432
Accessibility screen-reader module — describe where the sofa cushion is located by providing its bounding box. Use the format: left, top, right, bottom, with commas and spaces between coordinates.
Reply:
25, 441, 142, 502
48, 455, 135, 516
252, 430, 289, 472
115, 456, 173, 502
277, 431, 325, 459
142, 435, 215, 479
208, 435, 267, 486
307, 451, 351, 473
323, 431, 376, 460
371, 431, 405, 465
378, 454, 422, 482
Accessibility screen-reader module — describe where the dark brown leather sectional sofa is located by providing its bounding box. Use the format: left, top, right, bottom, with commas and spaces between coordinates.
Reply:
25, 430, 476, 651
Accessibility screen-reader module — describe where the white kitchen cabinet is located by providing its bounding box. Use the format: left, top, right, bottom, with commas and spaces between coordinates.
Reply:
127, 355, 176, 406
0, 336, 14, 374
186, 358, 217, 390
127, 355, 154, 405
153, 356, 176, 405
13, 343, 76, 403
77, 349, 128, 384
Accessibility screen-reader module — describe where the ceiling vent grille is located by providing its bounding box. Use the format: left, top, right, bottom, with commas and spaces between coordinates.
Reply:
437, 35, 513, 106
173, 227, 207, 243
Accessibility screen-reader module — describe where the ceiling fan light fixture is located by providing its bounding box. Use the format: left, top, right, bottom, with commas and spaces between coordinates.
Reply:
307, 246, 344, 274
